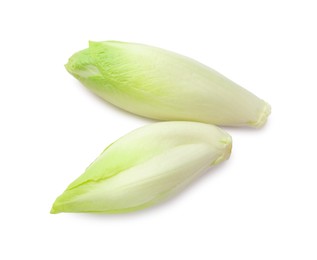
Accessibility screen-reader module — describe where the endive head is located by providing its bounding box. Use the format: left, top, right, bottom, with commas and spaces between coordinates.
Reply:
65, 41, 270, 127
51, 122, 232, 214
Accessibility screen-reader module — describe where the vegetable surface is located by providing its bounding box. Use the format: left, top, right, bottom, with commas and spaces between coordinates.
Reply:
51, 122, 232, 214
66, 41, 270, 127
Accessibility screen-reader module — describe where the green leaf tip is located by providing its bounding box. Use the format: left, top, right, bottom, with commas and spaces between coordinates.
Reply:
51, 122, 232, 214
65, 40, 271, 127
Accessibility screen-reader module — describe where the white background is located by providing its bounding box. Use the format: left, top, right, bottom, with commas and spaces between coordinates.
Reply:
1, 0, 316, 259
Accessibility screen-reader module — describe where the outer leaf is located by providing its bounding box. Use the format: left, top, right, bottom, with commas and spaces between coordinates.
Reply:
51, 122, 232, 214
65, 41, 270, 127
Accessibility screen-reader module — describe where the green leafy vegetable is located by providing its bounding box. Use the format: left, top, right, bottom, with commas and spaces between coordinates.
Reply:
65, 41, 270, 127
51, 122, 232, 214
